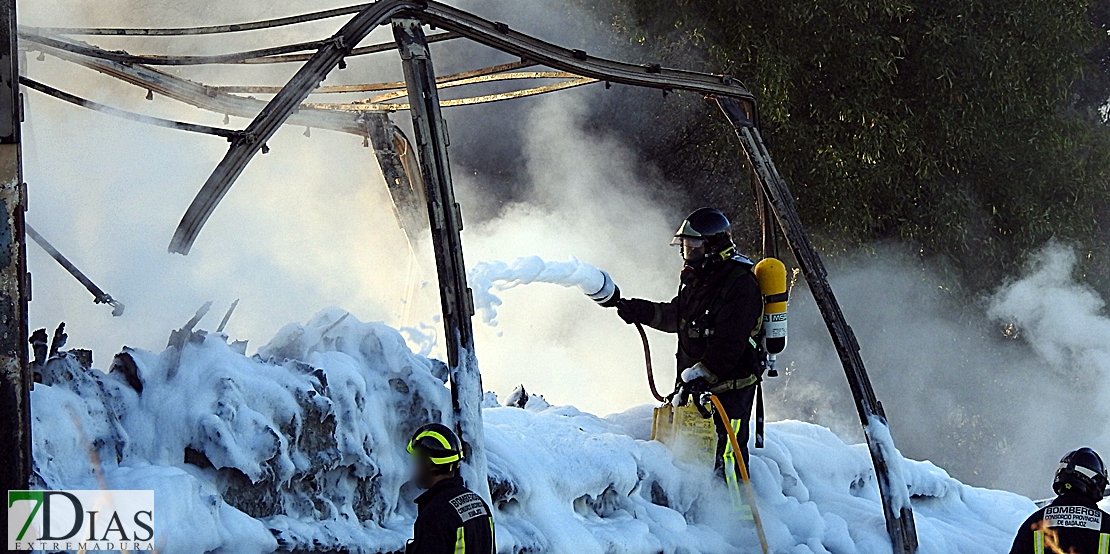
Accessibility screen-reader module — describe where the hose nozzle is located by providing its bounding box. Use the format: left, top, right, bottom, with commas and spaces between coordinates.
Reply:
586, 270, 620, 308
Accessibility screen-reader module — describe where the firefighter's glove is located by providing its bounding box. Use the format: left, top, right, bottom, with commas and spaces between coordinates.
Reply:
680, 362, 718, 385
616, 299, 654, 325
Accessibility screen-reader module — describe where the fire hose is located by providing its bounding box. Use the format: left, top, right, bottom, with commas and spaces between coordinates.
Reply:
634, 322, 666, 403
582, 271, 667, 403
632, 317, 770, 553
708, 393, 770, 554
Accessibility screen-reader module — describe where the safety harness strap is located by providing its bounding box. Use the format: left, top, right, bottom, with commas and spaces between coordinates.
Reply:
764, 292, 788, 304
703, 258, 761, 342
709, 374, 759, 394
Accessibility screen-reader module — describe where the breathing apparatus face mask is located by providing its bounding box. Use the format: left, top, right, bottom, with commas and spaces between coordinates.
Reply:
671, 236, 706, 263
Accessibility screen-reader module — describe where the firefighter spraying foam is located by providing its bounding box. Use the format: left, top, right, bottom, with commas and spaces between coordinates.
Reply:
587, 208, 786, 551
469, 210, 789, 475
467, 208, 788, 548
595, 208, 770, 478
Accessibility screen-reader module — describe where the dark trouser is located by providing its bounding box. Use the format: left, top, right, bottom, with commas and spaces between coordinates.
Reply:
712, 385, 756, 480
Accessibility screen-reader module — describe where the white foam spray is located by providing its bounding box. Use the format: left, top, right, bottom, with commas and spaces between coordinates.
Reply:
469, 256, 607, 325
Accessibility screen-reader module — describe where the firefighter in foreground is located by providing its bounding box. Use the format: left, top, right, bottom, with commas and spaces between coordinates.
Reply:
405, 423, 495, 554
612, 207, 765, 488
1009, 447, 1109, 554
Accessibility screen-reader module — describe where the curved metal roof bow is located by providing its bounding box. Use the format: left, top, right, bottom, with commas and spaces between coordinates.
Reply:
168, 0, 422, 254
168, 0, 755, 255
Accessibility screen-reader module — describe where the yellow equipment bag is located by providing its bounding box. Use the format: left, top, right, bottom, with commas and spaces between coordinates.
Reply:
651, 400, 770, 553
651, 403, 717, 467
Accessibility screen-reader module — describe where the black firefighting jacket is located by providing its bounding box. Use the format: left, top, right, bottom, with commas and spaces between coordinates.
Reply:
407, 476, 495, 554
642, 255, 764, 384
1009, 492, 1110, 554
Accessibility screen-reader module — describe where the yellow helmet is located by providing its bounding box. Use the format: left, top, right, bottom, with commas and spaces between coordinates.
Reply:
407, 423, 463, 467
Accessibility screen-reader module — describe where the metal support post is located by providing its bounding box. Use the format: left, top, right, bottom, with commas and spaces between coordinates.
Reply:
393, 17, 490, 501
0, 0, 32, 547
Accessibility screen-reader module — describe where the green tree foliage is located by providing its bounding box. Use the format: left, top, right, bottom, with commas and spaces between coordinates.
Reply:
619, 0, 1110, 291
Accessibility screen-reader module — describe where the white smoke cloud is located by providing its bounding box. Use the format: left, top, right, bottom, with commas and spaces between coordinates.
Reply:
458, 94, 684, 414
769, 244, 1110, 498
986, 246, 1110, 482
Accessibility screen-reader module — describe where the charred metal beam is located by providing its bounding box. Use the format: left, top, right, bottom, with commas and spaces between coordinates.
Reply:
26, 223, 124, 316
37, 0, 755, 96
716, 97, 918, 553
215, 60, 533, 95
21, 30, 330, 66
0, 0, 30, 542
166, 301, 212, 379
415, 1, 754, 101
168, 0, 423, 255
392, 16, 489, 503
21, 29, 460, 65
239, 31, 459, 65
32, 41, 369, 135
27, 3, 375, 36
20, 76, 242, 139
216, 299, 239, 333
365, 112, 427, 240
303, 76, 597, 112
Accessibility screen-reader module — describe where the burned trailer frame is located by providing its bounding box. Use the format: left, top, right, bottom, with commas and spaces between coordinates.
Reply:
138, 0, 918, 550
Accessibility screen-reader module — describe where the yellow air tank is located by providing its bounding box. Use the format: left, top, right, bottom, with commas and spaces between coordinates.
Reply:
754, 258, 788, 374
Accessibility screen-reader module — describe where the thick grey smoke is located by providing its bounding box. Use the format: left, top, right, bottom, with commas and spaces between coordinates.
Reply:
767, 244, 1110, 498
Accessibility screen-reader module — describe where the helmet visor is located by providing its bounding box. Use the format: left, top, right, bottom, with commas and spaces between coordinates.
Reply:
1059, 462, 1105, 480
671, 236, 706, 263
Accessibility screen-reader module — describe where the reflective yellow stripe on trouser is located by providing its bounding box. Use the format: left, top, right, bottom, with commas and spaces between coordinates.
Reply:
1099, 532, 1109, 554
454, 526, 465, 554
721, 418, 753, 521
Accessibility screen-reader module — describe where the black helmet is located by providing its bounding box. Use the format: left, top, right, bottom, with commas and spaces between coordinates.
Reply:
672, 208, 734, 263
1053, 447, 1108, 501
407, 423, 463, 469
